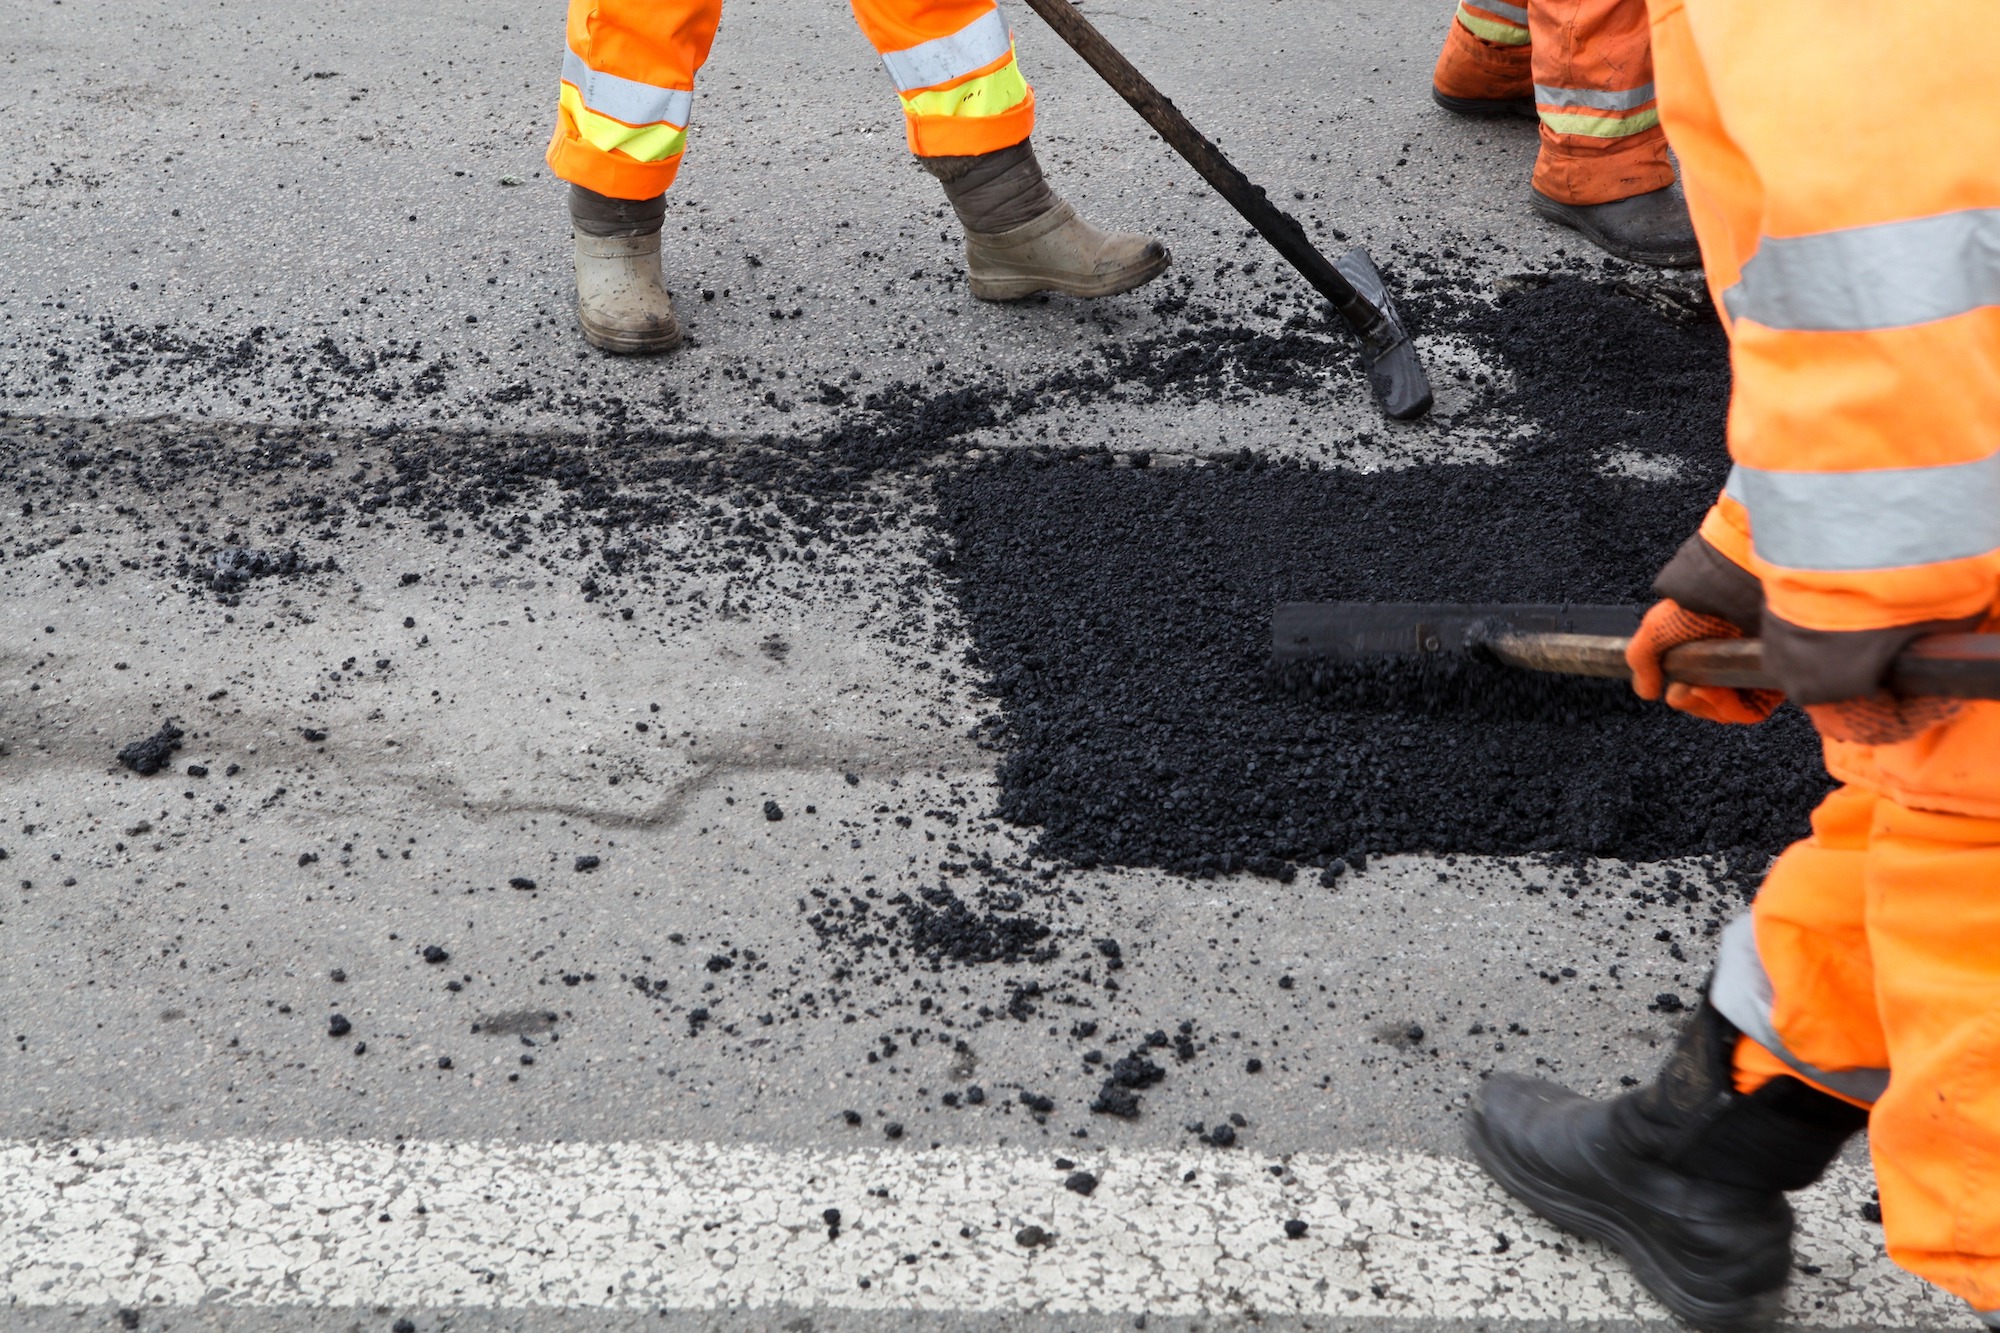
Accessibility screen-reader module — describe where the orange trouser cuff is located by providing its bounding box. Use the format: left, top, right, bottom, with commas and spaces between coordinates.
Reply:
1525, 0, 1676, 205
1532, 124, 1674, 205
904, 86, 1035, 159
547, 123, 685, 200
1433, 17, 1532, 101
1730, 1033, 1874, 1110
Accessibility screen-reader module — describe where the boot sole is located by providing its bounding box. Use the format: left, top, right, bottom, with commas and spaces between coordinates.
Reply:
577, 306, 684, 355
1468, 1105, 1786, 1333
1528, 192, 1703, 269
968, 247, 1173, 302
1432, 88, 1538, 119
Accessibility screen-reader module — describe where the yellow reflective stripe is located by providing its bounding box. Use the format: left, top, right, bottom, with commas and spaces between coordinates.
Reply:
901, 54, 1029, 120
1456, 4, 1529, 44
1539, 107, 1660, 138
559, 83, 687, 163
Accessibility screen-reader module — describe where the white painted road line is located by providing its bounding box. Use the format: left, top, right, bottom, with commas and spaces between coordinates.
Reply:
3, 1137, 1972, 1326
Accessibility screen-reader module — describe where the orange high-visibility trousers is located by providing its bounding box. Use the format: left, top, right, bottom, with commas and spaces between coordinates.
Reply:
1713, 787, 2000, 1320
1432, 0, 1674, 205
548, 0, 1037, 200
1651, 0, 2000, 1320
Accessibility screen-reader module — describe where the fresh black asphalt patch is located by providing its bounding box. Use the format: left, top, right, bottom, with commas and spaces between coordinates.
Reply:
937, 449, 1825, 878
934, 276, 1828, 880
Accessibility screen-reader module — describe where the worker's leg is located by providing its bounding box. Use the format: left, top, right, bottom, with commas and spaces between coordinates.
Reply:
848, 0, 1034, 160
1468, 786, 1876, 1330
849, 0, 1169, 301
547, 0, 718, 199
1713, 783, 1888, 1108
1430, 0, 1534, 117
546, 0, 722, 353
1523, 0, 1694, 266
1860, 797, 2000, 1321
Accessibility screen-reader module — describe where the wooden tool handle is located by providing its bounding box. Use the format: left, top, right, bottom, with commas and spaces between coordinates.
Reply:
1483, 632, 2000, 700
1012, 0, 1388, 347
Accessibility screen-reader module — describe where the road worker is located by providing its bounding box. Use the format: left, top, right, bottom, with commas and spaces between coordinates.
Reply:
548, 0, 1170, 354
1430, 0, 1698, 267
1467, 2, 2000, 1328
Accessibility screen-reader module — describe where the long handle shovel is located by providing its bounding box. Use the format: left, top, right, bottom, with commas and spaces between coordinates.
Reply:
1017, 0, 1434, 420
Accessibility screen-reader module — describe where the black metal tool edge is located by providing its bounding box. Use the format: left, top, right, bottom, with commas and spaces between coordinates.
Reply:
1272, 602, 1644, 662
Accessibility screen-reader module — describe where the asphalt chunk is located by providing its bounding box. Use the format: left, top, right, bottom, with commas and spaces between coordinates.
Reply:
115, 723, 184, 776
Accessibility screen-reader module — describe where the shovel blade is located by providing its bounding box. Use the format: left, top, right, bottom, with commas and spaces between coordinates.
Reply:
1335, 247, 1433, 421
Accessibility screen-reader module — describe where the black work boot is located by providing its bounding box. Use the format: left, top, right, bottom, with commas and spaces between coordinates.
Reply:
1468, 1001, 1867, 1333
1530, 182, 1702, 268
1430, 86, 1537, 119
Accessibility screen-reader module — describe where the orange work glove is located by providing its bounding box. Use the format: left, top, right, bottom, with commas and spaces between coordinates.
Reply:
1804, 694, 1962, 746
1761, 614, 1977, 745
1625, 599, 1784, 725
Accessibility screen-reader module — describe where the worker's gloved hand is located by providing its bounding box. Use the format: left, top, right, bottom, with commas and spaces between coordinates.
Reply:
1804, 694, 1962, 746
1626, 599, 1784, 725
1765, 614, 1982, 745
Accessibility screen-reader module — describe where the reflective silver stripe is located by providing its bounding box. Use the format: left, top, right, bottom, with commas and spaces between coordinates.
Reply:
880, 9, 1012, 92
1724, 208, 2000, 332
1532, 81, 1655, 111
1464, 0, 1530, 21
561, 49, 693, 128
1710, 915, 1889, 1106
1724, 455, 2000, 572
1980, 1311, 2000, 1329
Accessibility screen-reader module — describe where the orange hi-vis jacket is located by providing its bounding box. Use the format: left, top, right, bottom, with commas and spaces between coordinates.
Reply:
1655, 1, 2000, 1320
1668, 1, 2000, 819
549, 0, 1035, 200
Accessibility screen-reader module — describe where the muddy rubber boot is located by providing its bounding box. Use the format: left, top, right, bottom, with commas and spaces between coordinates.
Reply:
925, 139, 1170, 301
569, 185, 682, 355
1468, 1001, 1866, 1333
1530, 182, 1702, 268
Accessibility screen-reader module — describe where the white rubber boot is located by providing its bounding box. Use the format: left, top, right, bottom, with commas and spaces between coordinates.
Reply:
574, 232, 683, 355
964, 201, 1171, 302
